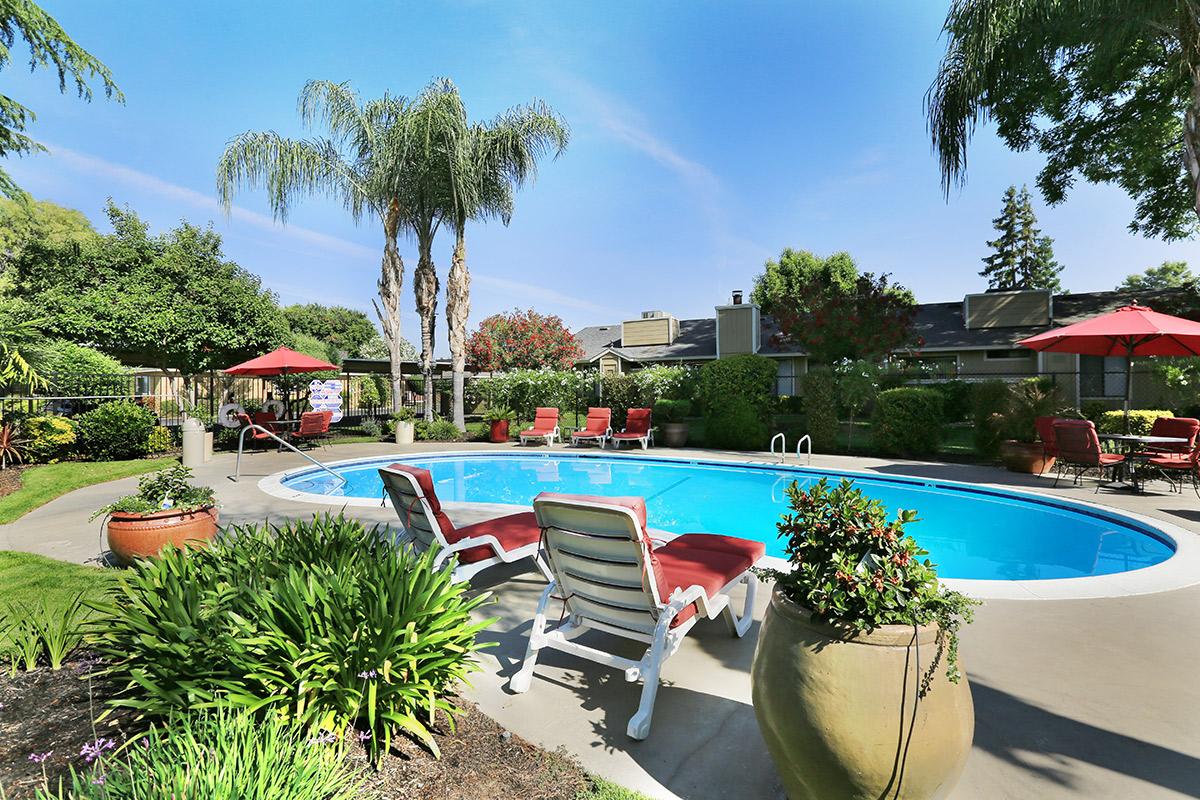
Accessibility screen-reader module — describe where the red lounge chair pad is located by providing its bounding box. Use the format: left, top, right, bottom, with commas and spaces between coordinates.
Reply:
1145, 455, 1193, 468
611, 432, 647, 440
1098, 453, 1125, 465
654, 533, 764, 627
522, 428, 554, 436
451, 512, 541, 563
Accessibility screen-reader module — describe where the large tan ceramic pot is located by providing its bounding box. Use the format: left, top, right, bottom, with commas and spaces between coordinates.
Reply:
751, 590, 973, 800
1000, 440, 1054, 474
106, 506, 219, 565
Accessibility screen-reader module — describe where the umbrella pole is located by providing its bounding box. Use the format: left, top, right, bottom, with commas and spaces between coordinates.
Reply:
1124, 347, 1133, 434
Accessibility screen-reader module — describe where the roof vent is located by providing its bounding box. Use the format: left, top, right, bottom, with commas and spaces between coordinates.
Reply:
731, 290, 744, 305
641, 310, 667, 319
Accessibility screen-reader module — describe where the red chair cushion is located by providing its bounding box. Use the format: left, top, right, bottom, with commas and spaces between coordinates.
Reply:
1145, 455, 1193, 469
653, 533, 764, 627
574, 408, 611, 436
451, 511, 542, 563
611, 431, 648, 440
384, 463, 455, 539
624, 408, 652, 436
1098, 453, 1125, 465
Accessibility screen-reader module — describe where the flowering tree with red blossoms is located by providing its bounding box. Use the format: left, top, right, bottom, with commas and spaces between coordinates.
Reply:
466, 308, 582, 372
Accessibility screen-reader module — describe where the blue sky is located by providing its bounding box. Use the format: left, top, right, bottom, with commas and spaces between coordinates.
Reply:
7, 1, 1198, 355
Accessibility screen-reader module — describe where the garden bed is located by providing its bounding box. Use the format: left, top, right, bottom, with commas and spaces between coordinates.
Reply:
0, 654, 638, 800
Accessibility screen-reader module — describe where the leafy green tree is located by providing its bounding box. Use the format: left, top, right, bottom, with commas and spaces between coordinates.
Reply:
0, 198, 95, 267
928, 0, 1200, 240
442, 95, 568, 430
217, 80, 424, 413
358, 332, 416, 361
0, 1, 122, 199
282, 303, 378, 359
980, 185, 1062, 291
8, 201, 287, 409
1118, 261, 1195, 293
751, 248, 857, 315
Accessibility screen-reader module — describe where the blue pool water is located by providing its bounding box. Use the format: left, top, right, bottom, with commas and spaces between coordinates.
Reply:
280, 453, 1175, 581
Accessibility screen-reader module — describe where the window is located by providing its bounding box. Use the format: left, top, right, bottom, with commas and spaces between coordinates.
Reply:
775, 359, 796, 396
984, 349, 1031, 361
134, 375, 152, 397
1079, 355, 1127, 398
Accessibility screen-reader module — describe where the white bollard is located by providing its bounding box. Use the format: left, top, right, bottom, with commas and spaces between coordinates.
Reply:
181, 417, 206, 468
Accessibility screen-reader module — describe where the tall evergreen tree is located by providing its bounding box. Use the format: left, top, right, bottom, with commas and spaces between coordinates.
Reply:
980, 185, 1062, 292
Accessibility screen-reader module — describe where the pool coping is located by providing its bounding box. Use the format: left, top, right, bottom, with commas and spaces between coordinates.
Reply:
258, 449, 1200, 601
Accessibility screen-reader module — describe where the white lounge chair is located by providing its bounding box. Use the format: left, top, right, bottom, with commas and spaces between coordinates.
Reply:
379, 464, 552, 583
509, 492, 764, 739
571, 407, 612, 448
519, 407, 561, 446
610, 407, 653, 450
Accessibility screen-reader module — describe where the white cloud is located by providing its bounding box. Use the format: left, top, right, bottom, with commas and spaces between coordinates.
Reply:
42, 143, 378, 261
473, 273, 627, 319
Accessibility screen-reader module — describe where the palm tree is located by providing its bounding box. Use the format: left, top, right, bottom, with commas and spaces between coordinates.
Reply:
216, 80, 417, 412
926, 0, 1200, 238
443, 103, 569, 430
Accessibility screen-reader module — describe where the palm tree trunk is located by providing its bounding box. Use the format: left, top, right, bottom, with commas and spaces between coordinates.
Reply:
372, 202, 405, 414
414, 228, 439, 422
1186, 66, 1200, 225
447, 228, 470, 431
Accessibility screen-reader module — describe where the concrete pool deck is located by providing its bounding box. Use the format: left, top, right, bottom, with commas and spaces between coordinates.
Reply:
2, 441, 1199, 799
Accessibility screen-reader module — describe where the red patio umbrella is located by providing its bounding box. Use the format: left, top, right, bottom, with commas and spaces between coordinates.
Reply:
1018, 305, 1200, 429
224, 346, 338, 376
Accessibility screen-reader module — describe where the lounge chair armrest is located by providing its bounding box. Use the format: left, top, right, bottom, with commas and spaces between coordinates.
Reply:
664, 584, 709, 616
445, 532, 536, 563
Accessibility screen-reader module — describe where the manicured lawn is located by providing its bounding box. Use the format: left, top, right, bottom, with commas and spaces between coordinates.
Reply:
0, 551, 115, 644
0, 457, 176, 525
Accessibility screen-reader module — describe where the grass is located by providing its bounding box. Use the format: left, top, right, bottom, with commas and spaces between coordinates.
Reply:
578, 777, 653, 799
0, 457, 176, 525
0, 551, 115, 645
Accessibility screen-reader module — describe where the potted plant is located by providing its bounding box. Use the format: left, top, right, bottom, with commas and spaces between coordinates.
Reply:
654, 399, 691, 447
91, 464, 217, 566
998, 379, 1061, 473
752, 478, 977, 800
483, 407, 514, 443
392, 407, 416, 445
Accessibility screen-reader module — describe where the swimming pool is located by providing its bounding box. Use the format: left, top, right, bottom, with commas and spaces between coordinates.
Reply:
274, 452, 1176, 582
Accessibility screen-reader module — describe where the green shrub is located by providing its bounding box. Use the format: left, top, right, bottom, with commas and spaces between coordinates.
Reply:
653, 398, 692, 423
970, 380, 1010, 458
475, 369, 587, 419
599, 373, 641, 428
92, 464, 214, 519
873, 387, 945, 457
697, 355, 778, 417
801, 369, 838, 452
21, 415, 76, 463
1081, 399, 1113, 425
37, 709, 363, 800
92, 514, 491, 759
75, 401, 155, 461
146, 425, 174, 454
705, 399, 768, 450
1097, 409, 1173, 435
1, 591, 91, 673
774, 394, 805, 414
759, 478, 977, 684
359, 416, 383, 439
928, 380, 972, 423
416, 416, 462, 442
27, 339, 128, 399
999, 379, 1063, 442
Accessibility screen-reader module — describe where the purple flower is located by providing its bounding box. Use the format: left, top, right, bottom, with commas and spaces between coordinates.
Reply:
91, 773, 107, 786
357, 669, 377, 679
140, 737, 151, 748
356, 729, 372, 743
28, 751, 52, 764
307, 730, 338, 746
80, 737, 115, 764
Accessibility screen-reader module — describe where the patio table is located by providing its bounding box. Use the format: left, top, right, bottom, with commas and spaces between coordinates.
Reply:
1098, 434, 1189, 492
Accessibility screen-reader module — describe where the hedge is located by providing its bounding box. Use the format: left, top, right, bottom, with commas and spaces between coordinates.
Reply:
1097, 409, 1173, 436
801, 369, 838, 452
872, 387, 945, 457
697, 355, 778, 417
705, 399, 769, 451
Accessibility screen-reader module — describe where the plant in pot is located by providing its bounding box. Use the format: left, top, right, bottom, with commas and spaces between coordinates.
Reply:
91, 464, 217, 566
391, 407, 416, 445
482, 406, 515, 443
998, 378, 1062, 474
752, 478, 978, 800
654, 398, 692, 447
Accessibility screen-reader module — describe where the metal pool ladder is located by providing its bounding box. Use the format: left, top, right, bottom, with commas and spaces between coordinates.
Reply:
770, 433, 787, 463
796, 434, 812, 465
229, 423, 346, 485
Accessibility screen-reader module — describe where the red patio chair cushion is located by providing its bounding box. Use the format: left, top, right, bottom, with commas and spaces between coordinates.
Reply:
621, 408, 652, 436
654, 533, 765, 627
451, 511, 542, 563
522, 407, 559, 437
573, 408, 611, 437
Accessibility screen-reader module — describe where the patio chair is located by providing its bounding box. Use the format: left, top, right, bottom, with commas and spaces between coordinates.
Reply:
252, 410, 284, 436
570, 407, 612, 448
610, 408, 654, 450
510, 492, 764, 739
291, 410, 331, 448
1052, 419, 1125, 492
1142, 417, 1200, 455
1139, 443, 1200, 498
519, 407, 561, 446
378, 464, 552, 583
236, 412, 280, 451
1034, 416, 1060, 475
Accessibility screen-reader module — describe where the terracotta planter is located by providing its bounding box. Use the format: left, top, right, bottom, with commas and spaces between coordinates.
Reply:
489, 419, 510, 443
659, 421, 689, 448
1000, 440, 1054, 474
106, 506, 219, 566
751, 591, 973, 800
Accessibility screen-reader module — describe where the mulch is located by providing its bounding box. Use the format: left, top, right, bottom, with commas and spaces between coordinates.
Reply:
0, 654, 596, 800
0, 466, 26, 501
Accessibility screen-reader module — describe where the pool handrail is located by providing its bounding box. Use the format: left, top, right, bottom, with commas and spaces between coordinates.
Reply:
770, 432, 786, 462
796, 434, 812, 465
229, 423, 345, 485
